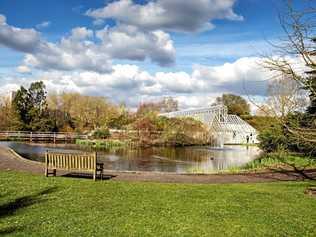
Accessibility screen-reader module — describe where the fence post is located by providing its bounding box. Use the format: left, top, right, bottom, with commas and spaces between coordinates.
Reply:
30, 132, 32, 142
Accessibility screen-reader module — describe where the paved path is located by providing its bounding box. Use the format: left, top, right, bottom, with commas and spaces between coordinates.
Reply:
0, 145, 315, 184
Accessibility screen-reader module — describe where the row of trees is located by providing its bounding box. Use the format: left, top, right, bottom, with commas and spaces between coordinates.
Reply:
0, 80, 277, 133
0, 84, 210, 146
0, 82, 134, 133
0, 83, 206, 140
136, 97, 179, 115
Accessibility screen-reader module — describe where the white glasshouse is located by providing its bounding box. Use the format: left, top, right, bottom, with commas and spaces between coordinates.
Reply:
160, 104, 258, 147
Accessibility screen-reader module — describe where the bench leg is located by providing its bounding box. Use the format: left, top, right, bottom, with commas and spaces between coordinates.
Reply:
45, 168, 56, 177
93, 172, 96, 181
99, 169, 103, 180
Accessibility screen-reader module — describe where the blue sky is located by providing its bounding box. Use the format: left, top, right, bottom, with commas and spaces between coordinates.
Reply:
0, 0, 311, 109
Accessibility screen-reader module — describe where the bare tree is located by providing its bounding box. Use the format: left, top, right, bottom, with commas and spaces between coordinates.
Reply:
263, 0, 316, 144
160, 97, 178, 113
266, 74, 308, 118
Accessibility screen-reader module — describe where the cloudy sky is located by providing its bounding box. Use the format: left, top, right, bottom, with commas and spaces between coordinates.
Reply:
0, 0, 308, 110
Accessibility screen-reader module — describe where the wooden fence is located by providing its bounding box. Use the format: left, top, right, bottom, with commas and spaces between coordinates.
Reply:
0, 131, 88, 142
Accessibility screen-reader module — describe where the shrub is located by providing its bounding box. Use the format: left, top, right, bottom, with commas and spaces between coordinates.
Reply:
92, 127, 111, 139
258, 123, 288, 153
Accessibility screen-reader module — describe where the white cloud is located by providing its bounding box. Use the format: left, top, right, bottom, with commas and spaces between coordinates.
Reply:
155, 71, 205, 93
0, 14, 6, 25
193, 57, 270, 95
96, 25, 175, 66
86, 0, 243, 32
36, 21, 51, 29
70, 27, 93, 40
16, 65, 31, 73
0, 15, 176, 72
93, 19, 105, 26
0, 57, 272, 110
21, 27, 113, 73
0, 14, 41, 53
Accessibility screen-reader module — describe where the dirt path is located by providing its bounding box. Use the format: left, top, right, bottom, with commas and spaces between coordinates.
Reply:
0, 145, 315, 184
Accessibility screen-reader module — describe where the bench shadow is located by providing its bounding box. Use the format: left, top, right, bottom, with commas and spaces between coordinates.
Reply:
0, 187, 58, 235
61, 172, 116, 180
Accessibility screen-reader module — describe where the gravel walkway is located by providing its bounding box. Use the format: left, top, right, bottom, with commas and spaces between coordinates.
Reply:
0, 145, 315, 184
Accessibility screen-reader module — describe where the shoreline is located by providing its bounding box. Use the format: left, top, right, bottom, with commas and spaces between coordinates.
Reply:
0, 145, 315, 183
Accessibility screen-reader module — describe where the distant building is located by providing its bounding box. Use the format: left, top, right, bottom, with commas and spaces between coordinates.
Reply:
160, 104, 258, 147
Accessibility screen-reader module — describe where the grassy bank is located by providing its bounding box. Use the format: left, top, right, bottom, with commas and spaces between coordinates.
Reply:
188, 154, 316, 174
0, 171, 315, 236
76, 139, 128, 149
244, 154, 316, 171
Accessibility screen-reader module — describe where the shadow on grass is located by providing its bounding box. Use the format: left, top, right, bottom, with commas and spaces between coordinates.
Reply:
0, 187, 58, 235
271, 166, 316, 181
257, 166, 316, 182
0, 187, 58, 218
0, 225, 25, 235
61, 172, 116, 180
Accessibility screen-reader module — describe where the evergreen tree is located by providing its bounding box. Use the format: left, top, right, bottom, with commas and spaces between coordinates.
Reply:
12, 81, 54, 131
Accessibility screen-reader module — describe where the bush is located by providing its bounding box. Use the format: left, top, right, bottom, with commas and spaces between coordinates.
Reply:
258, 115, 316, 156
258, 123, 288, 153
91, 127, 111, 139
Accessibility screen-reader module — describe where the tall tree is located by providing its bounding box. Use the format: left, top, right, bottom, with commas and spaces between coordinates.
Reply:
215, 94, 250, 116
12, 81, 53, 131
263, 1, 316, 144
47, 92, 122, 131
0, 96, 14, 130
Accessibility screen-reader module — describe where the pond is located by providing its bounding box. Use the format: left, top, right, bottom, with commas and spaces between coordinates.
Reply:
0, 142, 261, 173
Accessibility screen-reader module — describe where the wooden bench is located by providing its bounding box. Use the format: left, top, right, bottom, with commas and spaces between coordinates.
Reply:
45, 151, 104, 181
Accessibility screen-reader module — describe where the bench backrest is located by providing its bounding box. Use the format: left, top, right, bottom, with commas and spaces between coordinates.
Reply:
45, 152, 97, 171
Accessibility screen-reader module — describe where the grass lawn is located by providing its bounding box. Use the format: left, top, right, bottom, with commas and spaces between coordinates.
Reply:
0, 171, 315, 236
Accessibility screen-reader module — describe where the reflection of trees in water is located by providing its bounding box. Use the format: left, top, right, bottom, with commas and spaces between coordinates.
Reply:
96, 146, 260, 172
153, 147, 210, 162
99, 147, 191, 172
190, 146, 261, 172
3, 141, 261, 173
100, 147, 211, 162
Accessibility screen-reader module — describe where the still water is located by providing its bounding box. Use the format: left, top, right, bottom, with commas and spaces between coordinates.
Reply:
0, 142, 261, 173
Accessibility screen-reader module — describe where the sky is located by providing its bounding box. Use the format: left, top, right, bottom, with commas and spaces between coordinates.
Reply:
0, 0, 310, 110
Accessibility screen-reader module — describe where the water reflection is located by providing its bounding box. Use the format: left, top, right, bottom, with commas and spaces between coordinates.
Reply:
0, 142, 261, 173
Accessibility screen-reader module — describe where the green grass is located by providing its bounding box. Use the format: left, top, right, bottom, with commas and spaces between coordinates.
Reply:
244, 154, 316, 171
187, 155, 316, 174
76, 139, 128, 149
0, 171, 315, 236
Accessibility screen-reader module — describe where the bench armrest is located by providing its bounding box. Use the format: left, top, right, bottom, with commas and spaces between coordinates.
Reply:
96, 162, 104, 169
